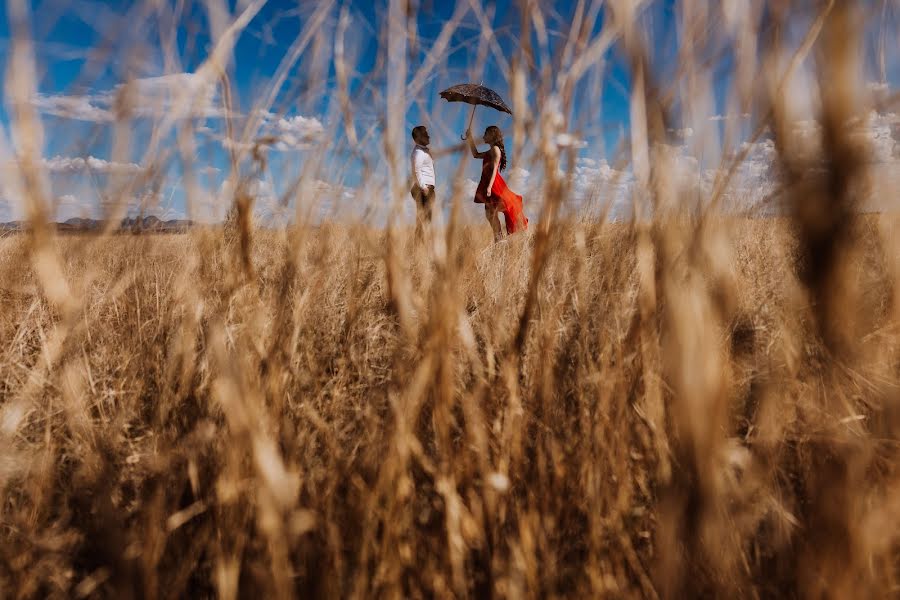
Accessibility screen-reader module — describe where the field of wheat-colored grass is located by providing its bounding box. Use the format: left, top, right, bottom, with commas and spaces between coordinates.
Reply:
2, 211, 900, 598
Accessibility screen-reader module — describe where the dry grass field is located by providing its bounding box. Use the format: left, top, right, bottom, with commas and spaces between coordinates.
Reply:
2, 212, 900, 598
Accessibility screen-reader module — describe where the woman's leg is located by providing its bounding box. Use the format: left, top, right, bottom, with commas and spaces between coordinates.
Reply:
484, 204, 503, 241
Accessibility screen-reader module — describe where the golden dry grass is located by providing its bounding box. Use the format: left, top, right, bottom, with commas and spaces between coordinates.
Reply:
2, 213, 900, 598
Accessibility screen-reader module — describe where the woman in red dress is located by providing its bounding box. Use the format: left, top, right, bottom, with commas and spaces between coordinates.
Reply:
465, 125, 528, 241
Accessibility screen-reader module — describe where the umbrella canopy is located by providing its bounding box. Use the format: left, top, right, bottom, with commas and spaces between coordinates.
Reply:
439, 83, 512, 115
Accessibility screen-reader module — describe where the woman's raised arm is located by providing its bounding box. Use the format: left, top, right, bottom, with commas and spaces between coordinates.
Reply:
466, 129, 488, 159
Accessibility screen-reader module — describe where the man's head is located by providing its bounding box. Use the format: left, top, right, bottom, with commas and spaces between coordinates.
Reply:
411, 125, 430, 147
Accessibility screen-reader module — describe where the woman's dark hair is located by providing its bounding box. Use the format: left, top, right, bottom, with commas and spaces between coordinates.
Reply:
484, 125, 507, 172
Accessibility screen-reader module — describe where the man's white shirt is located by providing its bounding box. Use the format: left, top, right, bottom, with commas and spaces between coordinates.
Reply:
411, 145, 435, 188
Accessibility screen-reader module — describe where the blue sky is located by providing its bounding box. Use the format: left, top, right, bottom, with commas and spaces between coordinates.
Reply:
0, 0, 897, 222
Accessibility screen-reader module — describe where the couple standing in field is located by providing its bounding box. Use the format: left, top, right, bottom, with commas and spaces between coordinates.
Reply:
410, 124, 528, 242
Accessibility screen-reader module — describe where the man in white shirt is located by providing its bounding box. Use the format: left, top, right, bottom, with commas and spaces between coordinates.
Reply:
410, 125, 436, 241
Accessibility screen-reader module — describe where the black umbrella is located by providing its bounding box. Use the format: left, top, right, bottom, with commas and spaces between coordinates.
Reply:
440, 83, 512, 140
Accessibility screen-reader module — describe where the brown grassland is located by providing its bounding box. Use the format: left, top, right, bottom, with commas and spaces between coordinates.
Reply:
2, 212, 900, 598
2, 0, 900, 598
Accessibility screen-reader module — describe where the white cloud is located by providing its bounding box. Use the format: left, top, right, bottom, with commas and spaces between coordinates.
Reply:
305, 179, 355, 202
31, 93, 113, 122
774, 112, 900, 166
462, 178, 478, 199
558, 156, 633, 218
566, 142, 771, 216
708, 138, 779, 211
252, 177, 357, 225
507, 167, 530, 192
256, 113, 326, 152
247, 179, 287, 226
555, 133, 588, 149
122, 72, 225, 120
34, 77, 324, 157
0, 198, 13, 223
670, 148, 701, 187
276, 115, 325, 146
218, 112, 325, 154
572, 157, 620, 193
221, 138, 258, 153
719, 111, 900, 213
32, 72, 227, 123
41, 155, 144, 174
862, 111, 899, 163
197, 165, 221, 176
709, 114, 751, 122
55, 193, 98, 221
868, 81, 890, 98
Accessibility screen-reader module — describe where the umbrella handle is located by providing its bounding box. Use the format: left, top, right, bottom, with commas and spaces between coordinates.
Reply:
460, 104, 477, 141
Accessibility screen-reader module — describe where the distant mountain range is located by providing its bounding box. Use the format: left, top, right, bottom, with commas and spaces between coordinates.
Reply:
0, 216, 194, 233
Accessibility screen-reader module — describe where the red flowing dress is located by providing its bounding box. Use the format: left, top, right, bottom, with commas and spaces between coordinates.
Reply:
474, 154, 528, 234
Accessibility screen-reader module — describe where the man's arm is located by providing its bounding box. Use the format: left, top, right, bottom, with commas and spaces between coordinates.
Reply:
429, 142, 467, 158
